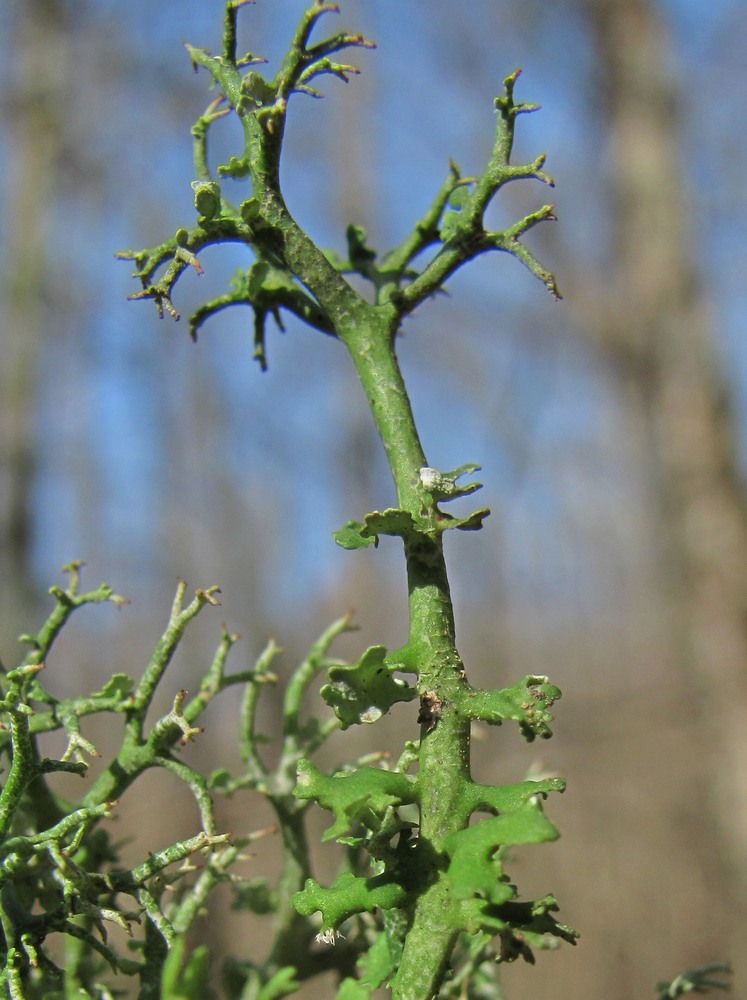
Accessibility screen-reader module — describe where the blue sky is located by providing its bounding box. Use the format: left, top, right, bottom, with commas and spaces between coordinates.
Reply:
2, 0, 745, 654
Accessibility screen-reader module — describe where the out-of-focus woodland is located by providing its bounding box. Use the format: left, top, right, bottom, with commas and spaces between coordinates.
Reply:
1, 1, 745, 997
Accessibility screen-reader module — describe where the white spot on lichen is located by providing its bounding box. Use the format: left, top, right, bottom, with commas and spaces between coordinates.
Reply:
360, 705, 383, 724
315, 929, 345, 946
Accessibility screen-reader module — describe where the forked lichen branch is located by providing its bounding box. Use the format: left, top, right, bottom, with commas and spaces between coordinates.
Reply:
107, 3, 571, 997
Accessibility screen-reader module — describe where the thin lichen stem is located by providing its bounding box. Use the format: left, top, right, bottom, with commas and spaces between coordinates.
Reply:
112, 5, 570, 996
337, 310, 427, 503
327, 291, 476, 999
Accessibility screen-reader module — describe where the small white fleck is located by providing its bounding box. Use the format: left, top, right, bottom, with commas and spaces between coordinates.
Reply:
360, 706, 383, 724
315, 929, 345, 946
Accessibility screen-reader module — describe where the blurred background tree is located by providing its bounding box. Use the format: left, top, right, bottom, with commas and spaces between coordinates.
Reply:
1, 1, 745, 997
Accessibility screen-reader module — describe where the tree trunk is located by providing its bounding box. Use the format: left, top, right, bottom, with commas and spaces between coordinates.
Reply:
582, 0, 747, 915
0, 0, 69, 657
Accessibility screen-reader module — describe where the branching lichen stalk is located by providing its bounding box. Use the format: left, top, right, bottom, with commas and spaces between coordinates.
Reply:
116, 4, 574, 998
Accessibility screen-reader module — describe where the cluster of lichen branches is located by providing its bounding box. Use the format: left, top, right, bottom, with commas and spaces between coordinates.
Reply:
117, 2, 577, 998
0, 562, 375, 998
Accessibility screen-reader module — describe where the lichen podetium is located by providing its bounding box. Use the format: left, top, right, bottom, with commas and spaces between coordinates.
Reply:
118, 3, 575, 997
